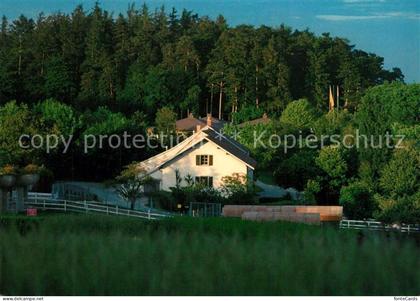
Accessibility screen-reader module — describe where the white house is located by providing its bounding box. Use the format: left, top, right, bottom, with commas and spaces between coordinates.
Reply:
137, 124, 257, 191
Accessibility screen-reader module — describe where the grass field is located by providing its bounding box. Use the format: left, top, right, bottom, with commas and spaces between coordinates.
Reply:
0, 214, 419, 296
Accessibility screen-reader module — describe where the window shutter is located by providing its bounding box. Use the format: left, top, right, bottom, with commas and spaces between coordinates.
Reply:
209, 177, 213, 187
209, 155, 213, 166
196, 155, 200, 166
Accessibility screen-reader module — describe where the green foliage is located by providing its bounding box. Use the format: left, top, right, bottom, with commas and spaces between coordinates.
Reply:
313, 109, 353, 137
374, 193, 420, 224
315, 146, 348, 188
280, 99, 317, 130
1, 215, 419, 295
43, 56, 75, 101
232, 105, 265, 124
150, 191, 175, 211
155, 107, 177, 135
223, 122, 277, 168
275, 149, 319, 190
0, 164, 17, 176
379, 146, 419, 198
356, 82, 420, 178
303, 179, 321, 205
339, 181, 376, 219
0, 4, 402, 119
220, 173, 258, 205
82, 107, 129, 136
34, 98, 79, 137
115, 163, 153, 210
0, 101, 35, 165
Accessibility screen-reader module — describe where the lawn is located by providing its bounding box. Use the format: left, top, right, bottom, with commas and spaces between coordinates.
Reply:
0, 214, 419, 295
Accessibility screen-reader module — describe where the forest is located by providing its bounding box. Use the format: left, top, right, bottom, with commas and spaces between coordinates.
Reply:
0, 3, 418, 222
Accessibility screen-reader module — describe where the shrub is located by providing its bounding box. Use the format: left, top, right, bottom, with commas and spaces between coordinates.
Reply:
339, 181, 376, 219
303, 179, 320, 205
275, 149, 319, 190
151, 191, 175, 211
22, 164, 41, 174
374, 193, 420, 224
280, 98, 317, 130
0, 164, 17, 176
221, 173, 258, 205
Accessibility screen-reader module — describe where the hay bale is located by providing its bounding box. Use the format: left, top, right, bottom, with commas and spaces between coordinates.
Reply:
241, 211, 259, 221
279, 206, 298, 213
222, 205, 253, 217
320, 214, 342, 222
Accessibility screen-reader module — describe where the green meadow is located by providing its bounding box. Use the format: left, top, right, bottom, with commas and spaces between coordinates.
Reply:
0, 214, 419, 296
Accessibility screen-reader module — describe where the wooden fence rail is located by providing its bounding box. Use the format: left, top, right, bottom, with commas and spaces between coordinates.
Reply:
8, 193, 170, 220
340, 219, 419, 233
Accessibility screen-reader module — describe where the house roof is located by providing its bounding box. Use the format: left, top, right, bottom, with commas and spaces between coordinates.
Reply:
199, 116, 227, 131
137, 126, 256, 176
175, 115, 206, 132
238, 113, 271, 128
176, 113, 227, 132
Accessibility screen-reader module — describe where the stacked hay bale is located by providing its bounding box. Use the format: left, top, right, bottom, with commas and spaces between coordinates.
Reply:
222, 205, 342, 225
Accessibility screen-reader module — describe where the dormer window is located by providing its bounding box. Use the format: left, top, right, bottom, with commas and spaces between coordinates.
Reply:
196, 155, 213, 166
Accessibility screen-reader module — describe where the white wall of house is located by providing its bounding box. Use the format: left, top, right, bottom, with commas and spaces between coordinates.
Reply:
149, 141, 251, 191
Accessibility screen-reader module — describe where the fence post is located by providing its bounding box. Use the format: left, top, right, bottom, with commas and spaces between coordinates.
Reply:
148, 209, 151, 220
64, 200, 67, 212
43, 199, 46, 210
107, 206, 109, 215
84, 200, 87, 213
116, 205, 119, 215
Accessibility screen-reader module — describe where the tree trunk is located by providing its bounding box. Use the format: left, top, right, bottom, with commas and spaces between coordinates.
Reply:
210, 83, 214, 115
218, 81, 223, 120
256, 64, 259, 108
18, 34, 22, 76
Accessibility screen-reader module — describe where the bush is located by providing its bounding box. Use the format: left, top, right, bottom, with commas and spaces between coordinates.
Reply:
303, 179, 320, 205
374, 193, 420, 224
280, 98, 317, 130
339, 182, 376, 219
275, 149, 319, 190
221, 173, 258, 205
151, 191, 175, 211
0, 164, 17, 176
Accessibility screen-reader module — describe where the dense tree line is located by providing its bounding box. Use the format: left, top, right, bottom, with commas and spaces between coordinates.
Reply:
226, 82, 419, 223
1, 4, 417, 222
0, 3, 403, 120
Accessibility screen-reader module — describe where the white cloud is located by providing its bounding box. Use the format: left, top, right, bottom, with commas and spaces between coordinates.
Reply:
316, 12, 420, 21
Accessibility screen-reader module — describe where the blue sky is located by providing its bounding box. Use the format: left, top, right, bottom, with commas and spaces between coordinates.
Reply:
1, 0, 419, 82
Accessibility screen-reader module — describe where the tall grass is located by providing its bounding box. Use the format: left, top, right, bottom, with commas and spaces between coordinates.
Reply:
0, 215, 419, 295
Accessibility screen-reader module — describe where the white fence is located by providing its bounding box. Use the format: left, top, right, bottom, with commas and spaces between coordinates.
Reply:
340, 219, 419, 233
10, 192, 170, 220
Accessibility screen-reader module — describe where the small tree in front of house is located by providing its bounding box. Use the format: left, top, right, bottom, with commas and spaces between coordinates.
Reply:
221, 173, 258, 205
115, 163, 153, 210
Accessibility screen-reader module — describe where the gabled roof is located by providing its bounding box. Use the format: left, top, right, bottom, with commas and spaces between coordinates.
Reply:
176, 113, 227, 132
176, 115, 206, 132
199, 116, 227, 131
238, 113, 271, 128
137, 126, 256, 175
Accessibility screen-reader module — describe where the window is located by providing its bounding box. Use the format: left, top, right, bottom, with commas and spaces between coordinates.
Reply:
195, 176, 213, 187
196, 155, 213, 166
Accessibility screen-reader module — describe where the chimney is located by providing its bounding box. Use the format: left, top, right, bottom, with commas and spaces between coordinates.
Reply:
188, 112, 194, 118
263, 113, 268, 119
196, 124, 201, 132
206, 113, 212, 127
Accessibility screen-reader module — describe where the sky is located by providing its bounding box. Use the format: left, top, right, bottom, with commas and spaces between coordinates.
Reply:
1, 0, 419, 82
